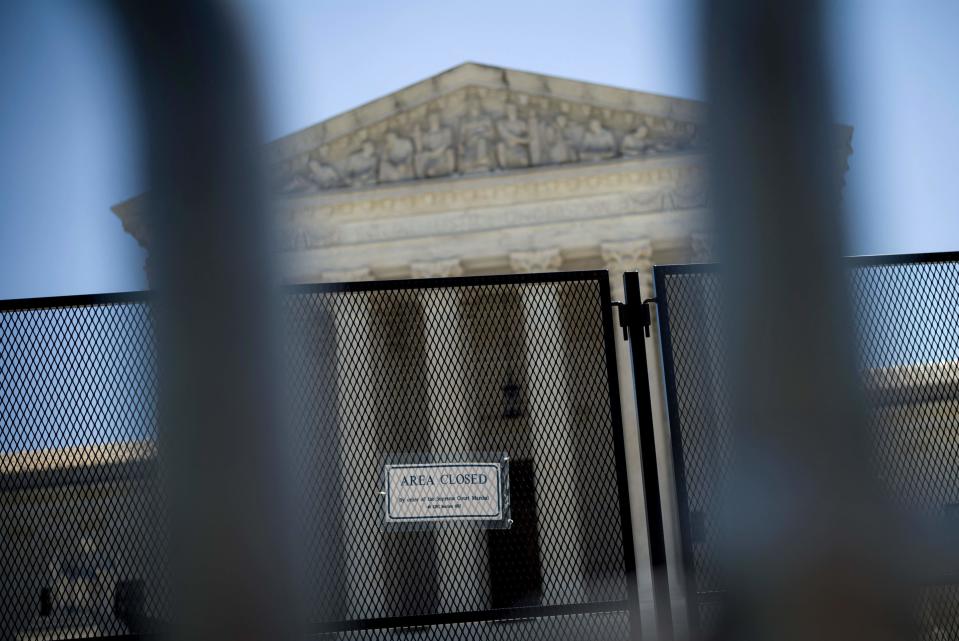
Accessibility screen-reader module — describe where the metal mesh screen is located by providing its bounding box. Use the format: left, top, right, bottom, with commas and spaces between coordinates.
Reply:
0, 272, 636, 641
654, 256, 959, 640
0, 297, 161, 640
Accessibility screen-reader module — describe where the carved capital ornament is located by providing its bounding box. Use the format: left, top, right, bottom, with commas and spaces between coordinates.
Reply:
509, 248, 563, 274
601, 238, 654, 295
410, 258, 464, 279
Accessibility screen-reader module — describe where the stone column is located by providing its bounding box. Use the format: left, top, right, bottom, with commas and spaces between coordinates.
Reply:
331, 294, 386, 617
509, 249, 587, 603
412, 259, 490, 611
600, 238, 662, 638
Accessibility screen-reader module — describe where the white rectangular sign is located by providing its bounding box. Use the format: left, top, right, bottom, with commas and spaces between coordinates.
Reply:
385, 462, 502, 523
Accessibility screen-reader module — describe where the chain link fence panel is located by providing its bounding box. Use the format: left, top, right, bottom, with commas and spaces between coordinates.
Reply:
0, 272, 637, 641
654, 255, 959, 640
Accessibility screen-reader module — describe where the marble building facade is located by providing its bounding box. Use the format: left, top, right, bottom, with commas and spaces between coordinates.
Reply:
109, 63, 853, 633
0, 62, 862, 640
110, 62, 847, 636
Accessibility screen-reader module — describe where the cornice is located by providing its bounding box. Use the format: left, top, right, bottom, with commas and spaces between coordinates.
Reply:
114, 154, 708, 252
277, 175, 707, 253
279, 153, 707, 221
282, 207, 706, 283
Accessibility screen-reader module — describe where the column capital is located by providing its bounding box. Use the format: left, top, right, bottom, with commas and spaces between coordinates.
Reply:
509, 248, 563, 274
600, 238, 653, 273
410, 258, 464, 279
601, 238, 653, 296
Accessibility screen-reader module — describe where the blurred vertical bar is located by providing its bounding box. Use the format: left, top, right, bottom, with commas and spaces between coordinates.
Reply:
702, 1, 912, 640
107, 3, 299, 640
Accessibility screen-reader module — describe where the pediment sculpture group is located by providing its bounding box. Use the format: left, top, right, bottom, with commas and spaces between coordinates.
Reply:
278, 99, 699, 194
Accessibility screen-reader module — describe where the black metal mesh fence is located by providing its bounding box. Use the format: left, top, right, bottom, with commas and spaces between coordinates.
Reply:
0, 296, 162, 639
0, 272, 637, 641
654, 255, 959, 640
314, 610, 630, 641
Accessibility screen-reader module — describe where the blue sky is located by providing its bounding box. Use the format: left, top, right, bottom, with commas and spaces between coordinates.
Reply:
1, 0, 957, 300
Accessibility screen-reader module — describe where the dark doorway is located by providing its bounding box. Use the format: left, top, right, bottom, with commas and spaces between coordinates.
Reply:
488, 458, 543, 608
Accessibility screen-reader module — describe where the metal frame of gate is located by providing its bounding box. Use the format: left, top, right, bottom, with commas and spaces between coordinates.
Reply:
651, 250, 959, 639
0, 270, 644, 641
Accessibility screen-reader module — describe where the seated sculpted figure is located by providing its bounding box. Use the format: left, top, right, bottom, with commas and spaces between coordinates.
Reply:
620, 123, 651, 157
562, 114, 584, 161
496, 103, 533, 169
579, 118, 617, 162
307, 152, 344, 190
459, 99, 495, 173
414, 112, 456, 178
650, 120, 698, 153
543, 114, 579, 164
379, 131, 415, 182
277, 170, 316, 194
276, 152, 342, 193
345, 141, 378, 186
274, 159, 314, 194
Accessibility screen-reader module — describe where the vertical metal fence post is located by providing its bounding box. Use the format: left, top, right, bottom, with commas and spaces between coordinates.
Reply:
622, 272, 673, 641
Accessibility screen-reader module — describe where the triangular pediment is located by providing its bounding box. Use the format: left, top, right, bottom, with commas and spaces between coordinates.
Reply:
268, 62, 709, 196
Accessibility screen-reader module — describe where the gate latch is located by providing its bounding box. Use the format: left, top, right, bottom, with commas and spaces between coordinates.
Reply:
612, 299, 656, 340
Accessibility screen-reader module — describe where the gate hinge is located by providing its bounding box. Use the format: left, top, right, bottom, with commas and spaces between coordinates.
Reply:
612, 298, 657, 340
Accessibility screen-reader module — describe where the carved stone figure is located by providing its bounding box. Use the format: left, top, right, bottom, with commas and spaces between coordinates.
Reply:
562, 114, 585, 161
379, 131, 415, 182
414, 112, 456, 178
579, 118, 617, 162
345, 141, 378, 186
269, 93, 704, 195
620, 124, 651, 157
458, 99, 495, 174
272, 160, 311, 194
307, 153, 344, 190
276, 152, 343, 194
496, 103, 535, 169
542, 114, 578, 164
277, 171, 316, 194
664, 122, 697, 151
644, 118, 697, 154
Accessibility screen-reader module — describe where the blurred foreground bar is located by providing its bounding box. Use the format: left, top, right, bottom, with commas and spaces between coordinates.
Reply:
703, 1, 913, 640
108, 3, 300, 641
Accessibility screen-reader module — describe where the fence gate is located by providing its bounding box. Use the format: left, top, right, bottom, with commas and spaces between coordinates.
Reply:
0, 270, 639, 641
653, 252, 959, 640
